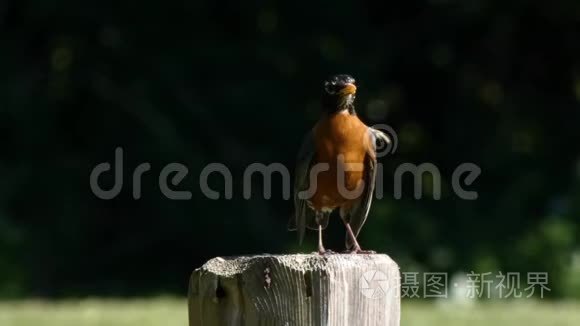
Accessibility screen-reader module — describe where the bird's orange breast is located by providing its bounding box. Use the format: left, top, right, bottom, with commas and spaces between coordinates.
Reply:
309, 112, 371, 211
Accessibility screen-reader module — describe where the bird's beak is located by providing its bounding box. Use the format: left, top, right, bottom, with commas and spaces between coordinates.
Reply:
339, 83, 357, 96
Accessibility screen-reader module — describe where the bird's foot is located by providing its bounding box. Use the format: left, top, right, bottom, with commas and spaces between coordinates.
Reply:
315, 248, 336, 255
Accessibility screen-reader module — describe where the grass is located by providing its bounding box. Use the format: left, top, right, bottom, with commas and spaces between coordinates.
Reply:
402, 301, 580, 326
0, 298, 579, 325
0, 298, 186, 326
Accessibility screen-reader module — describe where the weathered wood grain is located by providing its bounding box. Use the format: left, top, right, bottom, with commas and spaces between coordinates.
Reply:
188, 254, 400, 326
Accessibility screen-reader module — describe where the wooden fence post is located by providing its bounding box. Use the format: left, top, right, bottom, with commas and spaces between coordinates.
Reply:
188, 254, 400, 326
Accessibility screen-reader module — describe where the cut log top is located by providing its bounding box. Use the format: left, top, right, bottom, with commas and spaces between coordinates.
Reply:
189, 254, 400, 326
201, 253, 397, 273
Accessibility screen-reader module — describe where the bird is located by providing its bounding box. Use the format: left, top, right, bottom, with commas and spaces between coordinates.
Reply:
289, 74, 390, 254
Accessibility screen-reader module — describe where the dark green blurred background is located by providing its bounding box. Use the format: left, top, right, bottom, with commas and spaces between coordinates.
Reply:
0, 0, 579, 299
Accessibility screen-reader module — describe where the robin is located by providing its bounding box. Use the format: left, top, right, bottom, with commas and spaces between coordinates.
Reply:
290, 74, 390, 254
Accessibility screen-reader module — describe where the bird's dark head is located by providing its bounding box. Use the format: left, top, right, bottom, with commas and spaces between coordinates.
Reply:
322, 74, 357, 114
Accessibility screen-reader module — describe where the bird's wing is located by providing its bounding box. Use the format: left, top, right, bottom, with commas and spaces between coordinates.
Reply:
345, 127, 389, 249
288, 130, 317, 244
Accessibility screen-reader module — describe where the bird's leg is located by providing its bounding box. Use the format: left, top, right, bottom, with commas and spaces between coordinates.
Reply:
343, 221, 375, 254
314, 212, 334, 255
344, 222, 361, 252
317, 224, 326, 255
